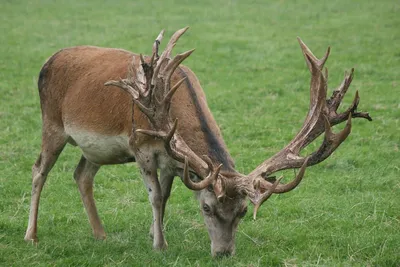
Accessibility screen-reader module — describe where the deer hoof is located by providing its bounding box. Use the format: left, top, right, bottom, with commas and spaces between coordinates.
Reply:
93, 231, 106, 240
24, 233, 38, 244
153, 240, 168, 250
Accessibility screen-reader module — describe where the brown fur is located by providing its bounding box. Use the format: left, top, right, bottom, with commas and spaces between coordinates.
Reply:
40, 46, 234, 168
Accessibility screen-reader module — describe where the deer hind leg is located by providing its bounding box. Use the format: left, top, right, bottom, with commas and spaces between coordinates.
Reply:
149, 169, 175, 239
24, 127, 67, 242
139, 160, 167, 250
73, 156, 104, 240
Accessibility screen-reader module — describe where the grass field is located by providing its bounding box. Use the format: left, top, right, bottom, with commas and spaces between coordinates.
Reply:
1, 0, 399, 266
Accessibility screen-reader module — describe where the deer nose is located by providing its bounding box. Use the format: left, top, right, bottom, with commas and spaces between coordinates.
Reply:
211, 240, 235, 257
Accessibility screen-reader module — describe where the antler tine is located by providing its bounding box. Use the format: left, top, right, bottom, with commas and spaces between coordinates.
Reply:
251, 176, 283, 220
152, 29, 165, 58
164, 49, 196, 74
297, 37, 330, 72
135, 118, 178, 141
306, 114, 352, 165
329, 69, 354, 111
162, 77, 187, 105
162, 26, 189, 59
152, 27, 190, 86
104, 79, 138, 99
285, 53, 329, 156
250, 156, 308, 219
163, 49, 195, 92
181, 156, 222, 191
105, 81, 154, 120
350, 92, 372, 121
328, 73, 373, 123
269, 157, 309, 193
203, 155, 224, 199
252, 157, 309, 219
250, 156, 308, 207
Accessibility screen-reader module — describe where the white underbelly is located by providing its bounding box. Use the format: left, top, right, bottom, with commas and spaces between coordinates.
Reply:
65, 127, 135, 165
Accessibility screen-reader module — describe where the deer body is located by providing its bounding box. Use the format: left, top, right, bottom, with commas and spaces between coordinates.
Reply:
40, 46, 231, 165
25, 28, 371, 257
26, 45, 237, 252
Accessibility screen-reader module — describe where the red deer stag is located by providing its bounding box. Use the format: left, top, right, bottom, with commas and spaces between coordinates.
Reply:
25, 27, 371, 257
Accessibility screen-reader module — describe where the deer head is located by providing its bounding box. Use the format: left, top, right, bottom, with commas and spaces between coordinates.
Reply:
105, 27, 371, 257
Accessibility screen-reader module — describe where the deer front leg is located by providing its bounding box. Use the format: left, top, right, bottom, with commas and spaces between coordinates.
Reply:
149, 168, 175, 238
74, 156, 105, 240
138, 158, 168, 250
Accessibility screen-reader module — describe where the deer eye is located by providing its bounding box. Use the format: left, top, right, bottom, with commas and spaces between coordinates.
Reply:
238, 207, 248, 218
203, 204, 211, 213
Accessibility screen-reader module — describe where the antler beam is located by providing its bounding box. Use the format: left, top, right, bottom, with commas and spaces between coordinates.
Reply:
247, 38, 371, 216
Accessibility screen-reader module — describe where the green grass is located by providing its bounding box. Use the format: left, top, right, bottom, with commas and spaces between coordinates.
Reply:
1, 0, 399, 266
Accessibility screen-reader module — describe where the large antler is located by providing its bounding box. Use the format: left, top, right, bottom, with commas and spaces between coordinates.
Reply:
105, 27, 222, 191
248, 38, 372, 219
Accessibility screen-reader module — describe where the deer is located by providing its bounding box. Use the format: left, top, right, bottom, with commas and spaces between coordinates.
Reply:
24, 27, 371, 257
